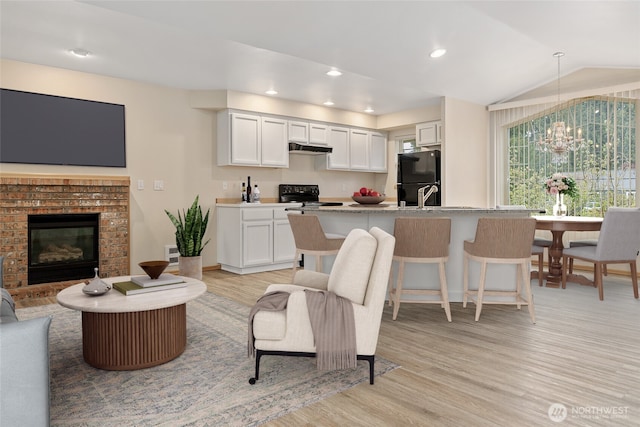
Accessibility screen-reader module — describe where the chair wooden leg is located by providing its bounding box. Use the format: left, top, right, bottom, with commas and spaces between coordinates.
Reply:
387, 262, 395, 307
463, 253, 469, 308
439, 261, 452, 322
521, 260, 536, 324
537, 252, 544, 286
291, 250, 301, 282
516, 264, 522, 310
631, 262, 639, 299
595, 263, 604, 301
569, 258, 574, 274
392, 260, 405, 320
475, 261, 487, 321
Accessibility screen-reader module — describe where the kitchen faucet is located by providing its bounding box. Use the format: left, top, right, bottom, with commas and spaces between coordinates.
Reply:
417, 185, 439, 209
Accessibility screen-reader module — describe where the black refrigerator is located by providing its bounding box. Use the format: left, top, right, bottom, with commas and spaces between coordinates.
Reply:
397, 150, 441, 206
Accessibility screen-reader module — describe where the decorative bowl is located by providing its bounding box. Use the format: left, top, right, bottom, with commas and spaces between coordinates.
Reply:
139, 260, 170, 279
352, 195, 386, 205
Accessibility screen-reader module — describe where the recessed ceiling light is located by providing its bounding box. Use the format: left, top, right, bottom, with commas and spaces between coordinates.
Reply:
326, 69, 342, 77
69, 48, 91, 58
323, 100, 334, 106
265, 89, 278, 95
364, 107, 375, 113
429, 48, 447, 58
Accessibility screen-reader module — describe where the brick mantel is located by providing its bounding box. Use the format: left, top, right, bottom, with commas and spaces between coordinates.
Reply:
0, 173, 130, 300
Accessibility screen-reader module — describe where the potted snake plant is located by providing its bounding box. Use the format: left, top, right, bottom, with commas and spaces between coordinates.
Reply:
165, 195, 210, 280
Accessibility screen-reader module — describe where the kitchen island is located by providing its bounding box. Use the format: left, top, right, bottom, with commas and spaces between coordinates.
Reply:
286, 205, 538, 303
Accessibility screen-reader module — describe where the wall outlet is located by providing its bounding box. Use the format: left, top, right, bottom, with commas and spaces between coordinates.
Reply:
153, 180, 164, 191
222, 181, 228, 190
137, 179, 144, 190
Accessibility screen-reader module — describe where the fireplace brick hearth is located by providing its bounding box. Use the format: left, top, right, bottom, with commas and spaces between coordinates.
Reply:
0, 173, 130, 301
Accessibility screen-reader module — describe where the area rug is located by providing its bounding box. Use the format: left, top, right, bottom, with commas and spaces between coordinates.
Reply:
17, 292, 398, 426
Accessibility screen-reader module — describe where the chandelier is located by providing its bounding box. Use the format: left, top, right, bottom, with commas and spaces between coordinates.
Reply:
536, 52, 583, 161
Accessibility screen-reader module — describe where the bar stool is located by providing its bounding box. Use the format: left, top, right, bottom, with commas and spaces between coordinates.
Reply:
388, 217, 451, 321
463, 217, 537, 323
287, 214, 345, 279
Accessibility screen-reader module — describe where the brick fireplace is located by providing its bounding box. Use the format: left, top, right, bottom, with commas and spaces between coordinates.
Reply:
0, 173, 130, 301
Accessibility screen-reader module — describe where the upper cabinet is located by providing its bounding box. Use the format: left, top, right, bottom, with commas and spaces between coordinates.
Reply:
288, 121, 309, 143
218, 111, 288, 168
369, 132, 388, 172
349, 129, 370, 171
218, 109, 386, 172
309, 122, 329, 144
317, 128, 387, 173
325, 126, 350, 170
416, 121, 442, 146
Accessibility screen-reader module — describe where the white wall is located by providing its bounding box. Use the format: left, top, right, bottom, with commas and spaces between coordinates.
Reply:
0, 59, 410, 271
442, 97, 489, 207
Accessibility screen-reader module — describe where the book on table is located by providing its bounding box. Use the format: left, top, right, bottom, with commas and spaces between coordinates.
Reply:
131, 273, 184, 288
113, 280, 187, 295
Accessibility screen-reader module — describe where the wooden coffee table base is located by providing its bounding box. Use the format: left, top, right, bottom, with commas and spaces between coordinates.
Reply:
81, 304, 187, 370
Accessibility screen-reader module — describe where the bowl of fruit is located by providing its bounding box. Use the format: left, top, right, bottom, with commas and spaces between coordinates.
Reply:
352, 187, 386, 204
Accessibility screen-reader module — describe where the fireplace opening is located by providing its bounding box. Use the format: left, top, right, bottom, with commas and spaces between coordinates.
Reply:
28, 213, 100, 285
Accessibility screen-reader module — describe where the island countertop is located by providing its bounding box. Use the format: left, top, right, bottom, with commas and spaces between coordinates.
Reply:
286, 204, 541, 215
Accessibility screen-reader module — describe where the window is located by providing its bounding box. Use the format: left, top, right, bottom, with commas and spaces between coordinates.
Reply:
507, 96, 637, 216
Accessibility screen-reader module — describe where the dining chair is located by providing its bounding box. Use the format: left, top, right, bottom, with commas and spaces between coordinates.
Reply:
388, 217, 452, 321
567, 239, 607, 276
463, 217, 537, 323
287, 214, 345, 280
561, 208, 640, 300
531, 245, 545, 286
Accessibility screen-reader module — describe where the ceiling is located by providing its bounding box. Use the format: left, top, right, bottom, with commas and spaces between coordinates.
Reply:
1, 1, 639, 115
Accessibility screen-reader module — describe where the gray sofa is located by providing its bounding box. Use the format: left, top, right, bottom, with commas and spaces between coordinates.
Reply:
0, 255, 52, 427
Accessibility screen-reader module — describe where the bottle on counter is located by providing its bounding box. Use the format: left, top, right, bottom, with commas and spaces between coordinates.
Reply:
247, 177, 252, 203
241, 182, 247, 202
253, 184, 261, 203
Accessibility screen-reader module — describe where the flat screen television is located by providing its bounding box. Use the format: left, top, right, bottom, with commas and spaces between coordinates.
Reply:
0, 89, 126, 167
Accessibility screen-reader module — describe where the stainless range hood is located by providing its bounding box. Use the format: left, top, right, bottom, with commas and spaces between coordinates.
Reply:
288, 142, 332, 154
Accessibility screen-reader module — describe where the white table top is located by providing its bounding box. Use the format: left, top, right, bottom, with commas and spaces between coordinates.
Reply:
57, 275, 207, 313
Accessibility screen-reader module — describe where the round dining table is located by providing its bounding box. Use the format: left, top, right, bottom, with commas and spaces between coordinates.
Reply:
533, 215, 603, 287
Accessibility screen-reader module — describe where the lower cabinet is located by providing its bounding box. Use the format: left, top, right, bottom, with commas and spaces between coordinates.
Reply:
217, 204, 299, 274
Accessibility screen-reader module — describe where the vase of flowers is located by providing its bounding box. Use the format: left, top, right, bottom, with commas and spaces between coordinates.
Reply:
544, 173, 577, 216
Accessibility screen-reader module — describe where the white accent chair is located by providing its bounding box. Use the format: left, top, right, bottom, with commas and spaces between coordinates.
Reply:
249, 227, 395, 385
561, 208, 640, 300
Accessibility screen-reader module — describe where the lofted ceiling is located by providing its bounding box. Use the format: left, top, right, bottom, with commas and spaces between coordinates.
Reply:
1, 1, 639, 115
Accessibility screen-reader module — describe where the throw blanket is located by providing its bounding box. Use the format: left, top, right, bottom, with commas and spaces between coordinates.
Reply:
247, 291, 290, 357
305, 290, 357, 371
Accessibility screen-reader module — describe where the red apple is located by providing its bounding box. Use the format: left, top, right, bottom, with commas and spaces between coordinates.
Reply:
370, 191, 380, 197
359, 187, 368, 196
353, 191, 361, 197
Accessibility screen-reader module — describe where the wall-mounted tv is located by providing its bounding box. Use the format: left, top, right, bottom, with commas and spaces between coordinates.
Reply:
0, 89, 126, 167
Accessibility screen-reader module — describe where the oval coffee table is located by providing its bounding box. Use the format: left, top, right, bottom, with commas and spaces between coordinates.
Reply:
57, 276, 206, 370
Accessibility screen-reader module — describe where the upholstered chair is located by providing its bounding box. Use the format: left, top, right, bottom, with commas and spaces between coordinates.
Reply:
287, 214, 345, 279
388, 217, 452, 321
561, 208, 640, 300
249, 227, 395, 385
463, 217, 537, 323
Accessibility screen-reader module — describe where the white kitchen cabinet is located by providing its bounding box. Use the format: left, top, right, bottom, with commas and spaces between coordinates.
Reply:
349, 129, 370, 171
217, 110, 288, 167
261, 117, 289, 167
416, 121, 442, 146
288, 121, 309, 143
324, 126, 350, 170
309, 122, 329, 144
369, 131, 388, 172
216, 204, 299, 274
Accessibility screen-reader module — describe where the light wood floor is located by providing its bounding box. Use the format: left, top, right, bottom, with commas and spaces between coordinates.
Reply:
18, 269, 640, 426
